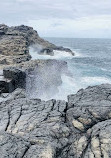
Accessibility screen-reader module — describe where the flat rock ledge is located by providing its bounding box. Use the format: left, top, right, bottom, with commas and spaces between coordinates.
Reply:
0, 84, 111, 157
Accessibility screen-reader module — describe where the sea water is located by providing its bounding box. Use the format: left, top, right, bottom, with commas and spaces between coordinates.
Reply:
30, 38, 111, 100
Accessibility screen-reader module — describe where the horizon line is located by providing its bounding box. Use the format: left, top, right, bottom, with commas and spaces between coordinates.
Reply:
43, 36, 111, 39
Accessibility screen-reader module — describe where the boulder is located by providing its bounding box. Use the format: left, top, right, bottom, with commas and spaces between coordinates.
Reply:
0, 78, 14, 93
40, 48, 54, 56
3, 67, 26, 90
0, 70, 14, 93
55, 46, 75, 56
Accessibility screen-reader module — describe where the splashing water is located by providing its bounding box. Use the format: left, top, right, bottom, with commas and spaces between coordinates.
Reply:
28, 38, 111, 101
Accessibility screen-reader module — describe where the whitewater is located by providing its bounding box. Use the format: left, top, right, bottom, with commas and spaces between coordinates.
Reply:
29, 38, 111, 101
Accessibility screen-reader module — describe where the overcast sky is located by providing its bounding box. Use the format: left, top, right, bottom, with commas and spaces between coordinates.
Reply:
1, 0, 111, 38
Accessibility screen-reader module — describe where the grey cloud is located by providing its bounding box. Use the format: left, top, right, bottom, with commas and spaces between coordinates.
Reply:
0, 0, 111, 37
51, 23, 63, 27
1, 0, 111, 25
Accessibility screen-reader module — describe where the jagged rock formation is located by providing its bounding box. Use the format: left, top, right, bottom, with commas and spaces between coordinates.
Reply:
0, 23, 110, 157
0, 84, 111, 157
0, 24, 73, 98
0, 24, 73, 65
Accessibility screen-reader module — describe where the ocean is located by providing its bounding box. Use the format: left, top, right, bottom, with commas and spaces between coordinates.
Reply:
30, 38, 111, 100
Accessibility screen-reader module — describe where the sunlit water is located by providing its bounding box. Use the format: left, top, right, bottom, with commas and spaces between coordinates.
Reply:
29, 38, 111, 100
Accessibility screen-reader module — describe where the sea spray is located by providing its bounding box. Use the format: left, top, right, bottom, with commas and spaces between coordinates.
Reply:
28, 38, 111, 100
25, 58, 69, 100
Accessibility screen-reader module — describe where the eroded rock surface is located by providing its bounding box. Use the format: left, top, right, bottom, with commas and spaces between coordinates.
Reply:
0, 84, 111, 157
0, 24, 73, 65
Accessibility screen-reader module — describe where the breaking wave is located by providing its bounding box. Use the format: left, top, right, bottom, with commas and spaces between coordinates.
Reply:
29, 38, 111, 100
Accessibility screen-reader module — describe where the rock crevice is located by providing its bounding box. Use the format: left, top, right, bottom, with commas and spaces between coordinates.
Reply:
0, 84, 111, 157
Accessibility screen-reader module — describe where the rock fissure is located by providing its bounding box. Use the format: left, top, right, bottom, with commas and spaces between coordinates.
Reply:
5, 107, 11, 131
0, 84, 111, 157
21, 144, 31, 158
80, 136, 91, 158
0, 24, 111, 158
14, 104, 23, 125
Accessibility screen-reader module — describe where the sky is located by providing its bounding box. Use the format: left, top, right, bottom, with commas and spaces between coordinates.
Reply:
0, 0, 111, 38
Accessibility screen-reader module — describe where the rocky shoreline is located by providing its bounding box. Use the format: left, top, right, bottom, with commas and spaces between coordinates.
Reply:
0, 84, 111, 157
0, 24, 73, 95
0, 24, 111, 158
0, 24, 74, 65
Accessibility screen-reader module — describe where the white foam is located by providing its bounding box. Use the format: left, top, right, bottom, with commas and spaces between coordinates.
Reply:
73, 51, 82, 57
29, 46, 111, 101
53, 74, 83, 100
54, 76, 111, 100
53, 50, 73, 59
101, 68, 111, 72
30, 46, 75, 60
82, 76, 111, 85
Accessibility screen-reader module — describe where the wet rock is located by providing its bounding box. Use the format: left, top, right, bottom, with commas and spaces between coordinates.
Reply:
0, 78, 14, 93
0, 67, 26, 93
0, 59, 68, 97
4, 67, 26, 88
40, 48, 54, 56
55, 46, 75, 56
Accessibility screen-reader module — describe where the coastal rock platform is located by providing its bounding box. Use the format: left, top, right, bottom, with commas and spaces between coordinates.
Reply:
0, 84, 111, 157
0, 24, 110, 158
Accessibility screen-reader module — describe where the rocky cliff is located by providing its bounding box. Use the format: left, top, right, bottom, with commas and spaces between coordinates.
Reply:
0, 24, 73, 65
0, 24, 72, 96
0, 84, 111, 157
0, 24, 110, 158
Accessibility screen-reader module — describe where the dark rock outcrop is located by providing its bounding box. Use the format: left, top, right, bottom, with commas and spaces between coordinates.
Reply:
0, 24, 73, 96
0, 84, 111, 157
40, 48, 54, 56
0, 59, 68, 97
1, 23, 110, 157
0, 78, 14, 93
3, 67, 26, 89
0, 67, 26, 94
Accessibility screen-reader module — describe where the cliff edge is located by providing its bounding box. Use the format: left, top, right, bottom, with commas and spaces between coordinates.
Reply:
0, 24, 73, 65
